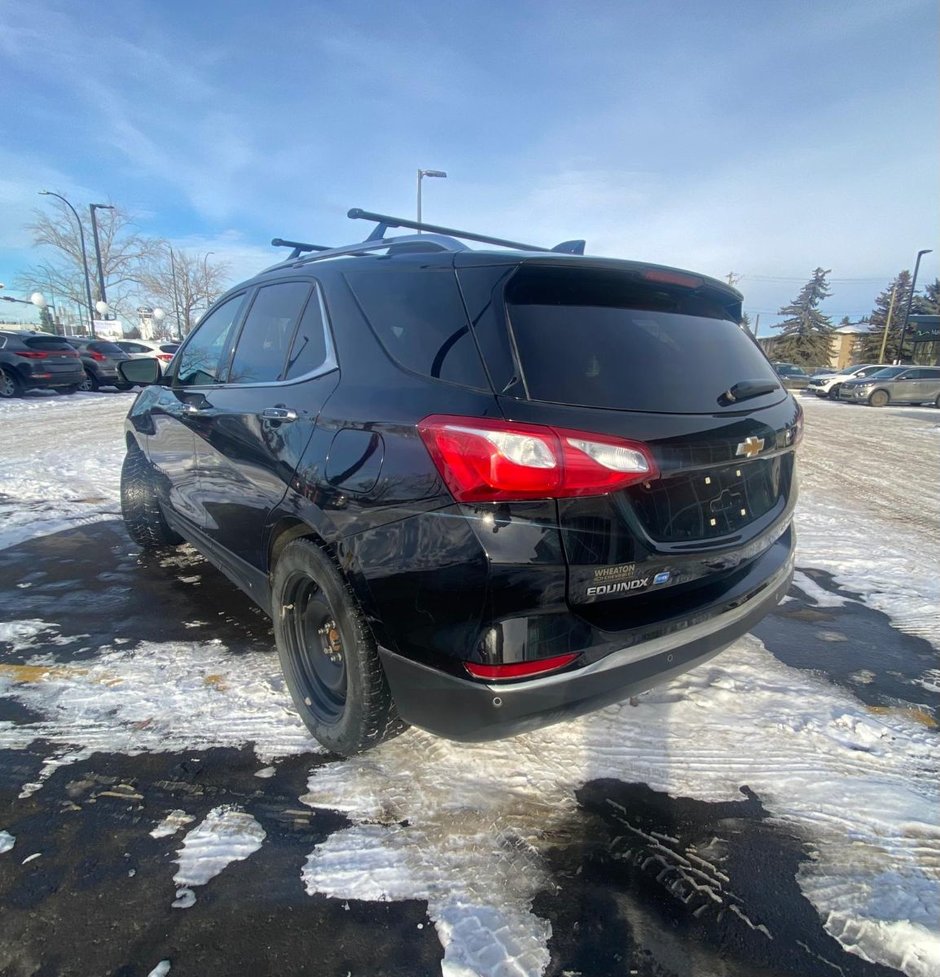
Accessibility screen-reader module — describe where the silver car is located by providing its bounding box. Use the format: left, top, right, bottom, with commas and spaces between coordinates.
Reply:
838, 366, 940, 407
806, 363, 891, 399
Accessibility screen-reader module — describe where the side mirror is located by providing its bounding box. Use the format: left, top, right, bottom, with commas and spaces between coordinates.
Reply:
118, 357, 161, 385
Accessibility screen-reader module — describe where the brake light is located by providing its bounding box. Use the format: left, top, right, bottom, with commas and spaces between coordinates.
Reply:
157, 353, 174, 361
642, 268, 704, 289
89, 351, 108, 362
15, 351, 49, 359
464, 653, 578, 680
417, 415, 657, 502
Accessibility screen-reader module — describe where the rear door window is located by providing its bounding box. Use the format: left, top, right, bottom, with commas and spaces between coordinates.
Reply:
227, 282, 311, 384
88, 341, 125, 357
23, 336, 75, 351
345, 267, 489, 389
506, 267, 779, 413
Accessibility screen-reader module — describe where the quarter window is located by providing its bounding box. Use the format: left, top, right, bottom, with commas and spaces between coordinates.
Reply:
174, 293, 246, 386
228, 282, 311, 384
284, 289, 330, 380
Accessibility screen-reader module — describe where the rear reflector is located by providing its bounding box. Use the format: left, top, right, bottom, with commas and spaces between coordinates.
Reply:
464, 653, 578, 681
418, 415, 657, 502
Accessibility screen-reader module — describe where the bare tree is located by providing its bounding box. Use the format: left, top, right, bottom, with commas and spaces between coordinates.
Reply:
137, 245, 230, 338
15, 199, 164, 324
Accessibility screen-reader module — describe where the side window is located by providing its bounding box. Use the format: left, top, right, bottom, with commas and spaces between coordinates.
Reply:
345, 267, 489, 389
174, 293, 246, 386
284, 288, 330, 380
228, 282, 311, 384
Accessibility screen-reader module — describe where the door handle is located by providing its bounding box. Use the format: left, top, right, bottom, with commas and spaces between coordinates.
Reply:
261, 407, 298, 422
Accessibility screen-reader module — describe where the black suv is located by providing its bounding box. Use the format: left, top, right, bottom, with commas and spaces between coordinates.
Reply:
0, 329, 85, 398
118, 209, 800, 756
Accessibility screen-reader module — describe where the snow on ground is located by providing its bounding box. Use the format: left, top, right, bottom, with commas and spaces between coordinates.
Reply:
0, 393, 131, 550
0, 392, 938, 976
173, 805, 266, 895
0, 831, 14, 854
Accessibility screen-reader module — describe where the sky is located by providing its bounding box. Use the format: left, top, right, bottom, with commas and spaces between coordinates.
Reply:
1, 0, 938, 332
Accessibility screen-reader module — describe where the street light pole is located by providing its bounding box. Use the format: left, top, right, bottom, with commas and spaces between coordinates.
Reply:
38, 191, 96, 337
89, 204, 115, 317
896, 249, 933, 362
169, 246, 184, 337
416, 169, 447, 230
203, 251, 215, 314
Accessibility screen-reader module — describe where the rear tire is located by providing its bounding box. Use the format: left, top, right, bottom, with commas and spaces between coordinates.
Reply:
79, 370, 99, 392
827, 385, 841, 399
59, 385, 80, 395
935, 394, 940, 408
868, 389, 889, 408
0, 368, 23, 399
120, 448, 183, 548
115, 382, 133, 391
272, 539, 407, 756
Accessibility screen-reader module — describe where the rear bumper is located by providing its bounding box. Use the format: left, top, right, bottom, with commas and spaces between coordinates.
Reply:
20, 368, 84, 390
379, 528, 795, 741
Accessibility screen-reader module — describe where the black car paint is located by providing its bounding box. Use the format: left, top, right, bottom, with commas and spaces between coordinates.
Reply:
125, 248, 798, 741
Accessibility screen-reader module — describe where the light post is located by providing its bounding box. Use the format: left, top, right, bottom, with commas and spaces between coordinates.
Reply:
0, 290, 50, 329
416, 169, 447, 229
896, 249, 933, 362
38, 190, 96, 337
89, 203, 115, 312
203, 251, 215, 314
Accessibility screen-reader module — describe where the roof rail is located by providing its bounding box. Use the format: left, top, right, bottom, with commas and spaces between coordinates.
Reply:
347, 209, 586, 255
271, 238, 332, 259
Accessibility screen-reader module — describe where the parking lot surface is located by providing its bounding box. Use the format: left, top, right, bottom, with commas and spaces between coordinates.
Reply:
1, 392, 938, 977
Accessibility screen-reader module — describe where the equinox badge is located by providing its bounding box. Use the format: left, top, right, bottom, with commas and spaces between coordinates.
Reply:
735, 436, 765, 458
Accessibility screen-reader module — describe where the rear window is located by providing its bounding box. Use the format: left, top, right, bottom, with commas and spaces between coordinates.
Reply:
88, 341, 125, 356
159, 344, 179, 354
24, 336, 74, 351
506, 268, 777, 413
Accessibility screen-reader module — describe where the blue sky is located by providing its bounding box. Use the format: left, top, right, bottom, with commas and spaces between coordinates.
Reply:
2, 0, 937, 331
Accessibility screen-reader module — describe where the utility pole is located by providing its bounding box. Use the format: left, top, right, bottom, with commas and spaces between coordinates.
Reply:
877, 284, 898, 364
89, 203, 115, 312
752, 313, 760, 339
169, 246, 184, 337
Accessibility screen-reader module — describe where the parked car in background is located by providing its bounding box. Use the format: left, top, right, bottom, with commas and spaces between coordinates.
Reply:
0, 329, 85, 399
839, 366, 940, 407
115, 339, 180, 374
771, 362, 811, 390
117, 208, 800, 757
64, 337, 132, 391
806, 363, 892, 399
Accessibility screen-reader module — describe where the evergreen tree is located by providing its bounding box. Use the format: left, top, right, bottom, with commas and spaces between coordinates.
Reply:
771, 268, 834, 366
38, 306, 55, 334
912, 277, 939, 315
858, 271, 912, 362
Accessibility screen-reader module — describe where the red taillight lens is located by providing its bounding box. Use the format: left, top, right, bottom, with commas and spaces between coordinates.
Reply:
15, 350, 49, 359
464, 652, 579, 681
157, 353, 174, 361
89, 351, 108, 362
642, 268, 704, 289
417, 415, 657, 502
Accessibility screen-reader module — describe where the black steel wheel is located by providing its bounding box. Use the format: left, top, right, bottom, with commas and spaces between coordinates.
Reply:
272, 539, 406, 756
0, 368, 23, 399
120, 448, 183, 548
868, 389, 889, 408
79, 369, 99, 392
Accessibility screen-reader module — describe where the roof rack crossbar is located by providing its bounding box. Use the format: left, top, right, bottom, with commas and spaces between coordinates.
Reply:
271, 237, 332, 259
290, 234, 464, 265
347, 208, 553, 252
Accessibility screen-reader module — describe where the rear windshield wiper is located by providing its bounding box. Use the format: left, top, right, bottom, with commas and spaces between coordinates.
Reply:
717, 379, 780, 406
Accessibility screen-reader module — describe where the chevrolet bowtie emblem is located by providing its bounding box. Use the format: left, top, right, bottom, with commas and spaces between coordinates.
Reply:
735, 436, 765, 458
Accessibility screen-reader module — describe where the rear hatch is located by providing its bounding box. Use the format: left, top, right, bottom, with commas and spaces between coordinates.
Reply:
460, 259, 801, 617
20, 335, 82, 376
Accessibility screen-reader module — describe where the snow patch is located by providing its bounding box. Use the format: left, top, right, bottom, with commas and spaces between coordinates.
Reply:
151, 810, 196, 839
146, 962, 172, 977
174, 806, 266, 888
0, 831, 14, 854
301, 635, 940, 977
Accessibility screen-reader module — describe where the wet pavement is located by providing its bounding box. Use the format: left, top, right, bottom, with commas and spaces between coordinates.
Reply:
1, 520, 934, 975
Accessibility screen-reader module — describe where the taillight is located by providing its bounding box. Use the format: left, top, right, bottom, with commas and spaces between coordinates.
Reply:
15, 351, 49, 359
417, 414, 657, 502
89, 351, 108, 362
642, 268, 704, 289
464, 652, 578, 681
157, 353, 173, 361
17, 349, 79, 358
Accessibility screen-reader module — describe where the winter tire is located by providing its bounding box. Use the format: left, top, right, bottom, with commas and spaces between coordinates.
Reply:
868, 389, 889, 408
120, 448, 183, 549
79, 370, 99, 392
115, 382, 133, 391
272, 539, 407, 756
59, 385, 80, 395
827, 385, 841, 399
0, 368, 23, 399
